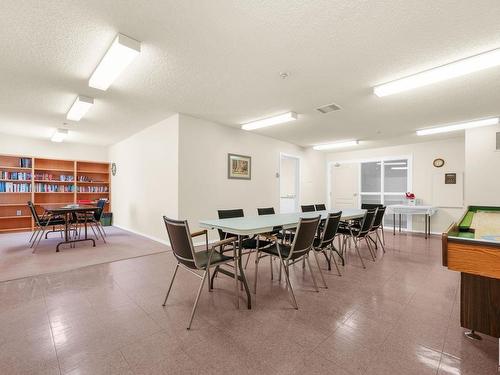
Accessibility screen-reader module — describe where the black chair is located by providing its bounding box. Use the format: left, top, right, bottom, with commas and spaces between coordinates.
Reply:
257, 207, 291, 241
254, 216, 321, 309
162, 216, 238, 329
368, 206, 386, 253
337, 208, 377, 269
301, 205, 316, 212
75, 199, 107, 242
315, 204, 326, 211
312, 211, 343, 285
27, 201, 67, 253
217, 209, 272, 268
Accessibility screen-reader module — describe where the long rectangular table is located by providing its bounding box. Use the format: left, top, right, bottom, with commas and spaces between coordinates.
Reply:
386, 204, 437, 239
199, 208, 365, 309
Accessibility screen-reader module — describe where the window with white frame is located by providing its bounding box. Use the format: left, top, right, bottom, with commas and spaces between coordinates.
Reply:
360, 159, 410, 228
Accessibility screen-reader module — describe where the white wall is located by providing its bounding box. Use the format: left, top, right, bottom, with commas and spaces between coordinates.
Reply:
326, 137, 465, 233
465, 124, 500, 206
178, 114, 326, 240
0, 133, 108, 161
109, 114, 179, 243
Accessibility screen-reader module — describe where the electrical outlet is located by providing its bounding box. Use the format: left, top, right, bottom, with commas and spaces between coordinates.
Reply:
16, 210, 21, 216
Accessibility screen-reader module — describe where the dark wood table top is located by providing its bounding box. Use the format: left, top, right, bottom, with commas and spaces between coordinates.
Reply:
42, 204, 98, 214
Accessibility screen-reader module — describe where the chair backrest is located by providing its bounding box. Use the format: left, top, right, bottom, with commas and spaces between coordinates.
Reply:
357, 208, 377, 237
27, 201, 41, 225
163, 216, 198, 269
301, 205, 316, 212
257, 207, 275, 215
319, 211, 342, 248
315, 204, 326, 211
371, 206, 386, 230
287, 215, 320, 260
94, 199, 107, 220
361, 203, 383, 210
217, 209, 244, 240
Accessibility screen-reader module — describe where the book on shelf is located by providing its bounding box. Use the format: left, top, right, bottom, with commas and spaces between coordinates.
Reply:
20, 158, 32, 168
34, 183, 75, 193
0, 182, 32, 192
0, 171, 31, 180
77, 185, 109, 193
34, 173, 74, 181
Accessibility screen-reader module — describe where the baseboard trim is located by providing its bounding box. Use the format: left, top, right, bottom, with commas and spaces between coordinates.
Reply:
112, 224, 170, 246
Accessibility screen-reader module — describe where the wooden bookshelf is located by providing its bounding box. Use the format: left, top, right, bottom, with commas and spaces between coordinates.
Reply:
0, 155, 110, 233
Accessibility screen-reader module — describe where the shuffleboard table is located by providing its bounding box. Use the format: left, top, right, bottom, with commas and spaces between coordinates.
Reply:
442, 205, 500, 371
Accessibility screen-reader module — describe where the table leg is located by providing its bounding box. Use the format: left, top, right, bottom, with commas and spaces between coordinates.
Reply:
393, 214, 396, 235
237, 235, 251, 309
399, 214, 402, 232
425, 214, 428, 239
428, 215, 431, 237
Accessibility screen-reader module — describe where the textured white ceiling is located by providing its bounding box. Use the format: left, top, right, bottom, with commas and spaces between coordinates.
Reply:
0, 1, 499, 147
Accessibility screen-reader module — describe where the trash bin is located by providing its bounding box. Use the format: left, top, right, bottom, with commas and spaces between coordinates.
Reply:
101, 212, 112, 226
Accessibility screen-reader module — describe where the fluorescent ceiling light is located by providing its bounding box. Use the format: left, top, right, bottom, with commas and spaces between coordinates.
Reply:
89, 33, 141, 91
241, 112, 297, 131
416, 117, 499, 136
66, 95, 94, 121
374, 48, 500, 97
313, 140, 359, 151
391, 167, 408, 170
51, 128, 68, 143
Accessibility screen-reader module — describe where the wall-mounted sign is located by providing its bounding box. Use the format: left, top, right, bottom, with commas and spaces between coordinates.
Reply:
445, 173, 456, 184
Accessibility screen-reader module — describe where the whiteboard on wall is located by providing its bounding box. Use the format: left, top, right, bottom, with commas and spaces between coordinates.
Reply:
432, 172, 463, 208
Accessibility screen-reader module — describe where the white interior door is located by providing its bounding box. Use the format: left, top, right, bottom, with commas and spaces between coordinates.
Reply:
330, 162, 359, 209
280, 155, 300, 213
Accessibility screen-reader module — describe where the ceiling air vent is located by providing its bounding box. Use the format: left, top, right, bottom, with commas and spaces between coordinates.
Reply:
496, 132, 500, 151
316, 103, 341, 114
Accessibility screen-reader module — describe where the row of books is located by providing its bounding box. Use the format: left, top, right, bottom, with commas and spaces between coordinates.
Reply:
78, 175, 94, 182
20, 158, 32, 168
34, 173, 74, 181
0, 182, 31, 192
77, 186, 109, 192
0, 172, 31, 180
34, 183, 75, 192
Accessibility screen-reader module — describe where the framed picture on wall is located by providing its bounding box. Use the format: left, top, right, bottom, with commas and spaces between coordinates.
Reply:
228, 153, 251, 180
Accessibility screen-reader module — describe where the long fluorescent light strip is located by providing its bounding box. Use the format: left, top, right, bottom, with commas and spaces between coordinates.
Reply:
313, 140, 359, 151
51, 128, 68, 143
416, 117, 499, 136
89, 33, 141, 91
374, 48, 500, 97
66, 95, 94, 121
241, 112, 297, 131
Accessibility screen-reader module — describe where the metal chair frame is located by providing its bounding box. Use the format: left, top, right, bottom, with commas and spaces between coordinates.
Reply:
162, 216, 239, 329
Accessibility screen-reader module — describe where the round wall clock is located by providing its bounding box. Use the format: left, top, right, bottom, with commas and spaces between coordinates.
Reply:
433, 158, 445, 168
111, 162, 117, 176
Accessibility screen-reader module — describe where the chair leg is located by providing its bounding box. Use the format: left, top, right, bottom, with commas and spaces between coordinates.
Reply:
278, 254, 298, 309
328, 247, 342, 276
376, 231, 386, 253
99, 223, 107, 237
365, 238, 376, 261
244, 249, 252, 269
353, 238, 366, 269
187, 269, 208, 330
312, 250, 328, 288
96, 222, 106, 243
162, 263, 179, 306
30, 228, 42, 247
306, 254, 319, 292
380, 225, 385, 245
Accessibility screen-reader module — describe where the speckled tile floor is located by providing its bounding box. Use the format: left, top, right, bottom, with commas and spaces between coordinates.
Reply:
0, 231, 498, 374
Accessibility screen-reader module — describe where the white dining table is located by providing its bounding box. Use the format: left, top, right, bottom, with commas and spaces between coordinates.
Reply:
199, 208, 366, 309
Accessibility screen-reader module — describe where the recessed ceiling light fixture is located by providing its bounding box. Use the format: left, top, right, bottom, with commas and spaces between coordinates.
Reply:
313, 140, 359, 151
416, 117, 499, 136
89, 33, 141, 91
66, 95, 94, 121
51, 128, 69, 143
241, 112, 297, 131
374, 48, 500, 97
